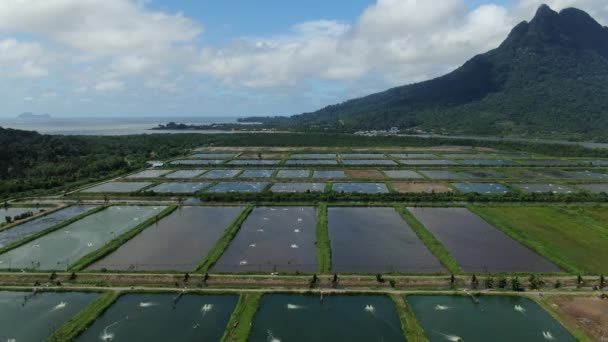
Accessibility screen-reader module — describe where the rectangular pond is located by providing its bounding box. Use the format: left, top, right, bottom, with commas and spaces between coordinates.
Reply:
201, 169, 242, 179
407, 207, 560, 273
513, 183, 577, 194
285, 160, 338, 165
205, 182, 268, 193
0, 206, 167, 270
270, 183, 326, 193
277, 170, 311, 178
458, 170, 506, 179
75, 293, 238, 342
340, 153, 386, 159
442, 153, 490, 159
520, 159, 580, 166
89, 206, 244, 271
0, 291, 99, 342
147, 182, 210, 194
213, 207, 317, 273
534, 169, 578, 179
164, 170, 206, 178
457, 159, 513, 166
567, 170, 608, 179
190, 153, 237, 159
227, 160, 281, 166
250, 294, 405, 342
81, 182, 152, 193
399, 160, 457, 165
419, 170, 465, 180
0, 206, 97, 248
291, 153, 337, 159
390, 153, 436, 159
451, 183, 511, 194
581, 159, 608, 166
1, 207, 44, 220
384, 170, 424, 179
313, 170, 346, 179
392, 182, 452, 194
170, 159, 224, 166
332, 183, 389, 194
578, 183, 608, 193
408, 295, 576, 342
127, 170, 172, 178
239, 169, 275, 178
343, 160, 397, 166
328, 207, 444, 273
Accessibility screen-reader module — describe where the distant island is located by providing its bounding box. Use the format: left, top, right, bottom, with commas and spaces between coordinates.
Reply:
153, 121, 274, 132
17, 112, 51, 120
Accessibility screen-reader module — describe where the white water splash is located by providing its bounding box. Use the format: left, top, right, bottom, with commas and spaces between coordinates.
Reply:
297, 218, 303, 222
267, 330, 281, 342
263, 217, 270, 221
99, 318, 127, 341
7, 339, 17, 342
239, 260, 248, 266
257, 228, 265, 233
514, 305, 526, 314
201, 304, 213, 312
249, 243, 257, 248
287, 303, 304, 310
364, 304, 375, 313
139, 302, 158, 308
294, 229, 301, 233
87, 243, 94, 247
439, 333, 463, 341
434, 305, 450, 311
290, 244, 299, 249
52, 302, 67, 311
542, 331, 555, 340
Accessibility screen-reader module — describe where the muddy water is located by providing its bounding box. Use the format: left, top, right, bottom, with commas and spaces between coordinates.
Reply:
328, 207, 445, 273
213, 207, 317, 273
89, 206, 244, 271
407, 207, 560, 273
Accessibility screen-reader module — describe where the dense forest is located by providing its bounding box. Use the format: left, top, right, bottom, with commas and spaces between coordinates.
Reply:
272, 5, 608, 141
2, 127, 608, 200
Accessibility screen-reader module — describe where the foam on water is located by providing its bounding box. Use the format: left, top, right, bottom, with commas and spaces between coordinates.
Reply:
514, 305, 526, 314
52, 301, 67, 311
239, 260, 248, 265
286, 303, 304, 310
290, 244, 299, 249
434, 305, 450, 311
267, 330, 281, 342
542, 331, 555, 340
139, 302, 159, 308
364, 304, 375, 313
440, 333, 463, 341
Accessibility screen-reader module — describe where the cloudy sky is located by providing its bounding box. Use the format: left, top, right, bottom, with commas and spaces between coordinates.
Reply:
0, 0, 606, 118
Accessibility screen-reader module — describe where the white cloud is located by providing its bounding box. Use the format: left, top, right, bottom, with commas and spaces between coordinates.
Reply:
94, 80, 124, 92
0, 39, 51, 78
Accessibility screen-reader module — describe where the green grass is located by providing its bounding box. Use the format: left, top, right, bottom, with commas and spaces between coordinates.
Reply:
316, 203, 332, 273
196, 205, 254, 273
68, 206, 178, 271
393, 294, 429, 342
221, 293, 262, 342
47, 291, 120, 342
397, 207, 463, 274
471, 206, 608, 275
536, 296, 593, 342
0, 205, 108, 256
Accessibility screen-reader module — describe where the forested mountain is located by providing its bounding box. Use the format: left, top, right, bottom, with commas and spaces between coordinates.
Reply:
287, 5, 608, 140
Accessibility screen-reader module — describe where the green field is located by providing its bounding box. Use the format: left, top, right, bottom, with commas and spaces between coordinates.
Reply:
472, 206, 608, 274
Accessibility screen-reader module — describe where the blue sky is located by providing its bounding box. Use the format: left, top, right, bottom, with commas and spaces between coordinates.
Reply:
0, 0, 604, 118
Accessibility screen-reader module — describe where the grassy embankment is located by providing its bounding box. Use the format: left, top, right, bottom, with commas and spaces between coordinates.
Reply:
196, 205, 254, 273
391, 294, 429, 341
471, 206, 608, 275
316, 203, 331, 273
221, 293, 263, 342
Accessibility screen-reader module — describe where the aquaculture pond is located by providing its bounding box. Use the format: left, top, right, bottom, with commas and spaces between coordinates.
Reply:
249, 294, 405, 342
312, 170, 346, 178
170, 160, 224, 166
213, 207, 317, 273
399, 160, 457, 165
419, 170, 465, 180
227, 160, 280, 166
459, 170, 506, 179
451, 183, 511, 194
328, 208, 444, 273
0, 206, 167, 270
458, 159, 513, 166
340, 153, 386, 159
164, 170, 206, 178
407, 295, 576, 342
285, 160, 338, 165
82, 182, 152, 193
343, 159, 397, 165
190, 153, 236, 159
1, 207, 44, 219
442, 153, 490, 159
75, 293, 238, 342
127, 170, 172, 178
89, 207, 244, 271
578, 183, 608, 193
277, 169, 310, 178
148, 182, 210, 194
205, 182, 268, 193
239, 170, 274, 178
291, 153, 337, 159
384, 170, 424, 179
332, 183, 389, 194
390, 153, 436, 159
567, 170, 608, 179
201, 169, 242, 179
270, 183, 326, 193
407, 208, 560, 273
0, 206, 97, 248
534, 169, 579, 179
514, 183, 577, 194
521, 160, 580, 166
0, 291, 99, 342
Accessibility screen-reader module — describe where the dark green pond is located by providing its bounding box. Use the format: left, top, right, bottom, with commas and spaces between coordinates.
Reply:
408, 295, 575, 342
249, 294, 405, 342
0, 291, 98, 342
76, 293, 238, 341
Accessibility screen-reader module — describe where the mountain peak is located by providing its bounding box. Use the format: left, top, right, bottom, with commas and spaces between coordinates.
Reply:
534, 4, 558, 18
